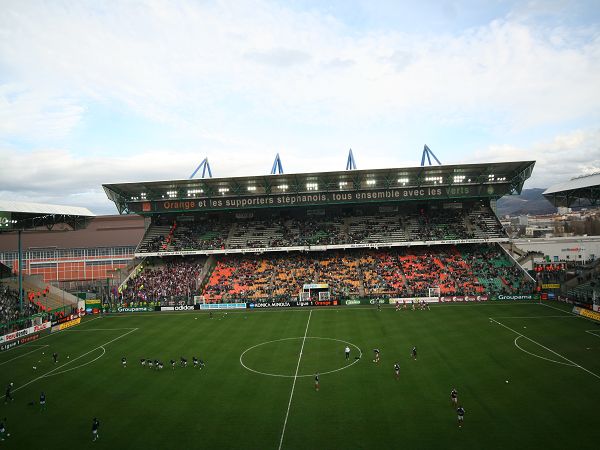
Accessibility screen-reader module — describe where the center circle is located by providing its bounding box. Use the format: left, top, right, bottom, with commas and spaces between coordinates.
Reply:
240, 336, 362, 378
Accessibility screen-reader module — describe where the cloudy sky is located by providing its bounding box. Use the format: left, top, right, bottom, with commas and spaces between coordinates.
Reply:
1, 0, 599, 214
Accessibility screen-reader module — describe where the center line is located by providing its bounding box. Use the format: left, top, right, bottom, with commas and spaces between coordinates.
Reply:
278, 309, 312, 450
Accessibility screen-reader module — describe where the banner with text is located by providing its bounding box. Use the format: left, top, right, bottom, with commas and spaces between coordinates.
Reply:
130, 184, 511, 214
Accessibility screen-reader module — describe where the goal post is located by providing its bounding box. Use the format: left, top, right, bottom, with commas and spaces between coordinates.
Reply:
318, 291, 330, 302
428, 286, 441, 300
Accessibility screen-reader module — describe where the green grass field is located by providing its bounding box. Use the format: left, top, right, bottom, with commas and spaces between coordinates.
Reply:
1, 301, 600, 449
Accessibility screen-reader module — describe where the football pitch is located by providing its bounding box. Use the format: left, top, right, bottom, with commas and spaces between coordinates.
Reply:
1, 301, 599, 449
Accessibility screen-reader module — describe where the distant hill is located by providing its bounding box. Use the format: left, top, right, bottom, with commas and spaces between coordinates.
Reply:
496, 188, 557, 217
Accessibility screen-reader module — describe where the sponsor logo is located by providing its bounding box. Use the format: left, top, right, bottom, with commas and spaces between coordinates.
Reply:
345, 299, 361, 305
199, 303, 246, 310
369, 299, 387, 304
160, 305, 194, 311
58, 317, 81, 331
0, 341, 19, 352
19, 333, 39, 345
1, 322, 50, 344
542, 284, 560, 289
496, 294, 537, 301
256, 302, 290, 308
578, 308, 600, 322
33, 323, 50, 333
314, 300, 337, 306
52, 314, 79, 326
117, 307, 151, 313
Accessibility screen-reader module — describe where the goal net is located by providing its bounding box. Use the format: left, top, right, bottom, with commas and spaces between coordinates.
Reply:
318, 291, 330, 302
428, 287, 441, 299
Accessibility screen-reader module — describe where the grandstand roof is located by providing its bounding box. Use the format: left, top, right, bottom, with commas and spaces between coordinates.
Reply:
0, 200, 95, 232
543, 172, 600, 207
103, 160, 535, 214
0, 215, 144, 252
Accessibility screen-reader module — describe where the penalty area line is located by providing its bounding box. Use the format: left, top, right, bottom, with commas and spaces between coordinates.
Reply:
278, 309, 312, 450
2, 327, 138, 399
490, 318, 600, 381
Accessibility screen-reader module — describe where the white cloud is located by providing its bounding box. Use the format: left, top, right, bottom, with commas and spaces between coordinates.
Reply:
473, 128, 600, 188
0, 0, 598, 134
0, 1, 599, 211
0, 84, 84, 140
1, 127, 597, 214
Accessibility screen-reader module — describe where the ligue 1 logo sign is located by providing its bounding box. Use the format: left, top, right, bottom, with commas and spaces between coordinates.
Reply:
0, 215, 9, 228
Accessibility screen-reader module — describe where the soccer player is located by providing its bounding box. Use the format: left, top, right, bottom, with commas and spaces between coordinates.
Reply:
411, 346, 417, 360
394, 362, 400, 380
0, 418, 7, 441
171, 359, 176, 370
373, 348, 380, 364
154, 359, 159, 370
457, 406, 465, 427
158, 361, 164, 370
92, 417, 100, 441
199, 359, 205, 369
52, 352, 58, 364
403, 300, 407, 310
451, 388, 458, 406
40, 392, 46, 412
140, 358, 146, 367
193, 357, 199, 368
148, 360, 154, 369
314, 373, 319, 391
377, 301, 381, 311
121, 357, 127, 368
395, 301, 400, 312
411, 301, 415, 311
4, 383, 14, 404
344, 346, 350, 360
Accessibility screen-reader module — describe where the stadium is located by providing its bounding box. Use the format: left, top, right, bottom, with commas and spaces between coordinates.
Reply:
2, 153, 599, 449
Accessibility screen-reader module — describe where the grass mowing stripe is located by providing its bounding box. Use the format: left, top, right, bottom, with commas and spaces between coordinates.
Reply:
490, 317, 600, 380
278, 309, 312, 450
2, 327, 138, 399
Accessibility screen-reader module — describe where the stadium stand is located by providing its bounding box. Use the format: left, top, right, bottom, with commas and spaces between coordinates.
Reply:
0, 283, 40, 334
134, 204, 505, 254
119, 258, 206, 304
194, 244, 532, 302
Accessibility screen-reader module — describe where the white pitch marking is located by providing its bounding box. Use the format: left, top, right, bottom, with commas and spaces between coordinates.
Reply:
64, 328, 137, 332
240, 337, 362, 378
0, 314, 104, 352
490, 318, 600, 380
539, 302, 600, 324
492, 315, 577, 319
0, 343, 48, 354
2, 328, 138, 398
278, 310, 312, 450
585, 330, 600, 339
513, 336, 575, 367
43, 346, 106, 377
0, 345, 49, 366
